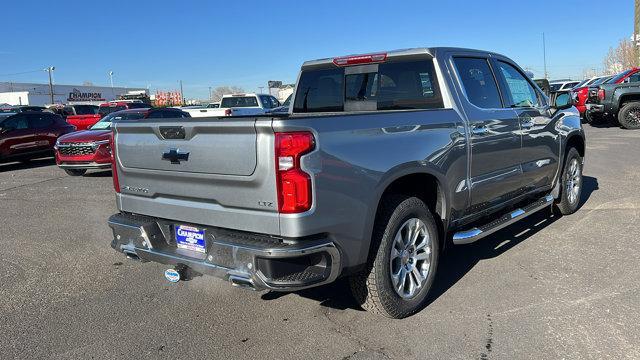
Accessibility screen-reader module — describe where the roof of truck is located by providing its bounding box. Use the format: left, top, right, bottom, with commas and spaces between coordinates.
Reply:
302, 47, 507, 68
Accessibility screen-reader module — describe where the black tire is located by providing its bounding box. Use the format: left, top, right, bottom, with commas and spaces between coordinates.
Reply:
349, 195, 440, 318
584, 110, 606, 125
554, 147, 583, 215
64, 169, 87, 176
617, 102, 640, 129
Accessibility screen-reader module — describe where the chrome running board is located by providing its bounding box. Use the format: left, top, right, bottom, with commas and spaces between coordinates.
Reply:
453, 195, 554, 245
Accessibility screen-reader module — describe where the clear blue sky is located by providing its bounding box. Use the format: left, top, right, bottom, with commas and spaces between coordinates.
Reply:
0, 0, 633, 99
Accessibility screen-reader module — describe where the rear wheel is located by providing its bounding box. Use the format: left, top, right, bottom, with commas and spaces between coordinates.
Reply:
64, 169, 87, 176
349, 195, 439, 318
554, 147, 583, 215
618, 102, 640, 129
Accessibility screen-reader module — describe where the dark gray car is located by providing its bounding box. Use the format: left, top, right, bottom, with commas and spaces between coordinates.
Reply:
107, 47, 584, 318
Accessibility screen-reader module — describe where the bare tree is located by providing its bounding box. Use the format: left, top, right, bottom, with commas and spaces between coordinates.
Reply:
604, 38, 638, 74
210, 86, 245, 102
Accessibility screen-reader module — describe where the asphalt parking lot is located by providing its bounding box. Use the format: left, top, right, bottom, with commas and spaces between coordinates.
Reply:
1, 125, 639, 360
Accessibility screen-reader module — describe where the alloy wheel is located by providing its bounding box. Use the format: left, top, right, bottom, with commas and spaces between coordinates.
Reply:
389, 218, 432, 299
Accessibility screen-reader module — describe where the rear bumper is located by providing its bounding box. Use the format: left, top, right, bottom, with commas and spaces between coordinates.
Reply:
108, 212, 341, 291
586, 103, 605, 113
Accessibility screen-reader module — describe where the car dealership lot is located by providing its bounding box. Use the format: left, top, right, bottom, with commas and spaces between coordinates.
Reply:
1, 126, 639, 360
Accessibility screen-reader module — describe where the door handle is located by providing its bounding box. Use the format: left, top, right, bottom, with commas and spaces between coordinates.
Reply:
521, 121, 534, 129
471, 124, 488, 136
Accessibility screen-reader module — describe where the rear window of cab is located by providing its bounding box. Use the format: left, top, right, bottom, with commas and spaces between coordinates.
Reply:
293, 59, 444, 113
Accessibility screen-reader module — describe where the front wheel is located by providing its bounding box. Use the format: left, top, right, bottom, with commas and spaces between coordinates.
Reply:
554, 147, 583, 215
64, 169, 87, 176
349, 195, 439, 318
618, 102, 640, 129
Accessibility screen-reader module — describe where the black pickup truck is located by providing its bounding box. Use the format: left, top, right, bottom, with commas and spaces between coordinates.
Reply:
586, 68, 640, 129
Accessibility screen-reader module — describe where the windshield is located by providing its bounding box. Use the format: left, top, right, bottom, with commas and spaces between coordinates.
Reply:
573, 79, 588, 88
98, 105, 126, 117
74, 105, 98, 115
607, 70, 632, 84
90, 111, 145, 130
220, 96, 259, 108
593, 77, 611, 85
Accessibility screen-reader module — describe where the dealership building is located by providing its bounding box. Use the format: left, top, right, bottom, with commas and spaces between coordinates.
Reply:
0, 82, 148, 106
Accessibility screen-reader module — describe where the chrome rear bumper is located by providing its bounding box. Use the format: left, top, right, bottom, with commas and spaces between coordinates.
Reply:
108, 213, 341, 291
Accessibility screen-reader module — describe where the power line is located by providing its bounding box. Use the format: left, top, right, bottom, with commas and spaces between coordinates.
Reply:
0, 69, 44, 77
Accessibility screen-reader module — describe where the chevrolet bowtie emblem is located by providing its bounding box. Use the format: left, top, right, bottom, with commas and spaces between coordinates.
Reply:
162, 148, 189, 164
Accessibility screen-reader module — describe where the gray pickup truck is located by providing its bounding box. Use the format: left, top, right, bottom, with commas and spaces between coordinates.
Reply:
108, 48, 585, 318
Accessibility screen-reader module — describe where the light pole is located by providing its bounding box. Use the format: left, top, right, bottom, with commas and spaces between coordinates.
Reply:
108, 71, 114, 88
45, 66, 55, 104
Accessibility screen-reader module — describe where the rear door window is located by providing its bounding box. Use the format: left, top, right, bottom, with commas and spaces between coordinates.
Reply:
496, 61, 540, 108
27, 113, 54, 128
221, 96, 260, 108
625, 72, 640, 83
453, 57, 502, 109
74, 105, 98, 115
2, 115, 29, 130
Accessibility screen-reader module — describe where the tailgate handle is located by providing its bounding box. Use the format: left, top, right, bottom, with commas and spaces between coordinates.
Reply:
159, 126, 186, 140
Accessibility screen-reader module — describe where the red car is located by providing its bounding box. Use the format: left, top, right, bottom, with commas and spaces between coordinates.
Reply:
55, 107, 190, 176
61, 104, 100, 131
572, 76, 612, 116
0, 111, 75, 164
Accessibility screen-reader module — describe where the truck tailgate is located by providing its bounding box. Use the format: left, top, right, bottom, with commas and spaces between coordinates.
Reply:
113, 117, 280, 235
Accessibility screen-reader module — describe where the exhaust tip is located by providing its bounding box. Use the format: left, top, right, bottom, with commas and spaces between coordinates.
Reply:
229, 275, 256, 290
123, 250, 140, 261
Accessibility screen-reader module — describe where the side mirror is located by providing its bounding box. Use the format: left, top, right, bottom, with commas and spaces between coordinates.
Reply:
552, 91, 573, 111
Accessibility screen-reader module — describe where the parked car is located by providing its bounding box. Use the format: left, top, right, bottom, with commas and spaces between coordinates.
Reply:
585, 68, 640, 125
59, 104, 100, 130
549, 80, 581, 92
108, 48, 584, 318
267, 94, 292, 114
181, 94, 280, 117
572, 76, 612, 117
1, 105, 47, 113
55, 107, 190, 176
98, 101, 149, 118
0, 111, 75, 163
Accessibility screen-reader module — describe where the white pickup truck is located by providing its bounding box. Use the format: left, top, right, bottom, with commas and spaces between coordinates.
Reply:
181, 93, 281, 118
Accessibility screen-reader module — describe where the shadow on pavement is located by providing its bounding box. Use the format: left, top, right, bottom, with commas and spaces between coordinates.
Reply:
263, 176, 599, 313
587, 120, 620, 129
0, 157, 56, 172
84, 170, 112, 178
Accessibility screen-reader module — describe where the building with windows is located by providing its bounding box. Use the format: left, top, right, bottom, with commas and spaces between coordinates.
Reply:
0, 82, 147, 106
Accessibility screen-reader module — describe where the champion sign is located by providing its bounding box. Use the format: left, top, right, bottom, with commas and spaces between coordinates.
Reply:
175, 225, 206, 253
67, 88, 105, 102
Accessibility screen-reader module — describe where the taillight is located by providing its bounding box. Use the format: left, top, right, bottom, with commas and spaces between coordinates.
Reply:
332, 52, 387, 66
598, 89, 605, 101
109, 131, 120, 193
224, 108, 233, 116
275, 132, 315, 213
